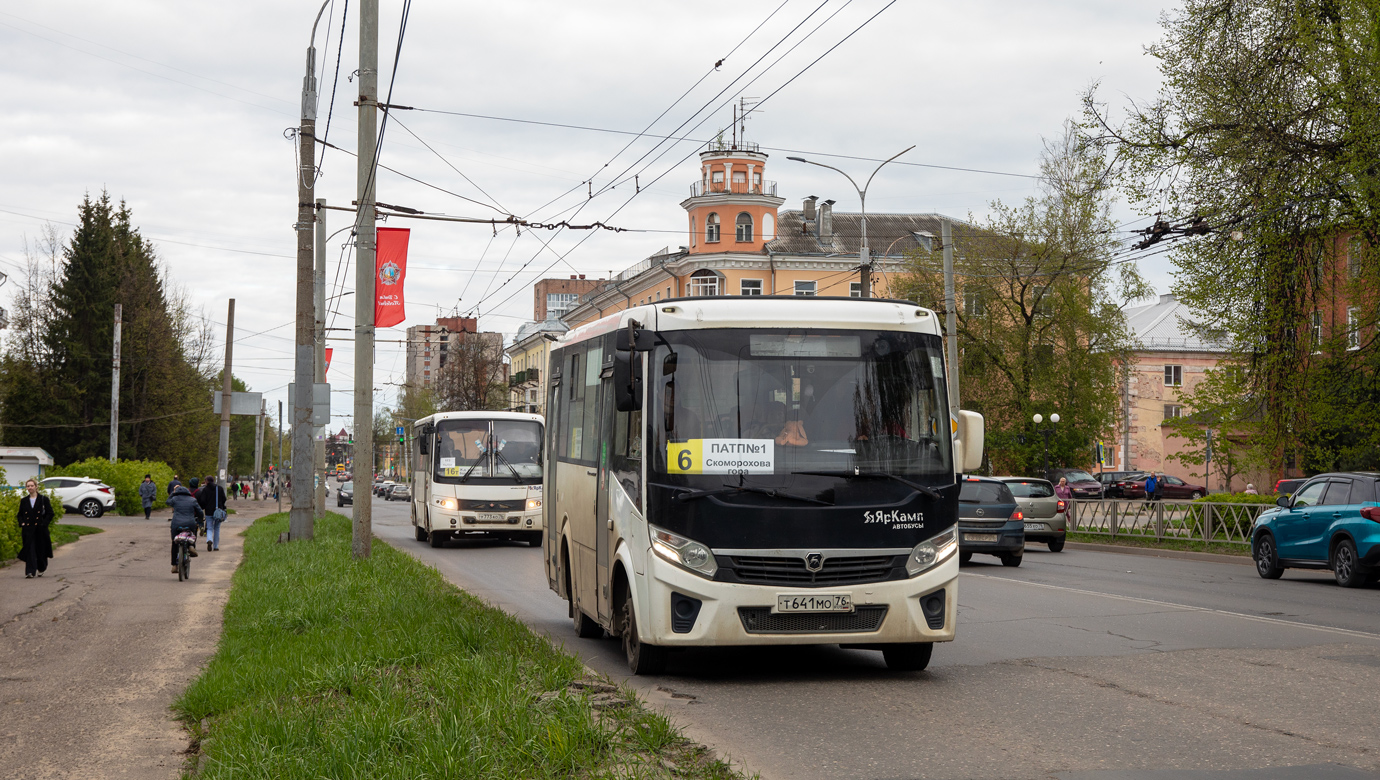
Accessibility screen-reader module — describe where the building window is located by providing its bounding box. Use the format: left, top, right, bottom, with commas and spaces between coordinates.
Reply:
547, 292, 579, 319
732, 170, 746, 185
1164, 365, 1183, 387
711, 170, 724, 187
690, 217, 696, 248
1031, 285, 1052, 316
850, 282, 862, 298
655, 291, 661, 301
735, 212, 754, 242
794, 280, 817, 296
763, 212, 775, 240
688, 269, 721, 296
706, 213, 720, 243
1349, 235, 1365, 279
740, 279, 763, 296
964, 292, 985, 317
1311, 310, 1323, 350
1348, 307, 1360, 350
1163, 404, 1183, 420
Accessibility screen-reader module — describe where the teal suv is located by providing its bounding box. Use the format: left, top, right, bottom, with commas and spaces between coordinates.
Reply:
1251, 471, 1380, 588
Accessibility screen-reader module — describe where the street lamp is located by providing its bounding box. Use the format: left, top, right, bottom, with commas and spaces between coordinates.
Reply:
1033, 413, 1060, 480
786, 146, 914, 297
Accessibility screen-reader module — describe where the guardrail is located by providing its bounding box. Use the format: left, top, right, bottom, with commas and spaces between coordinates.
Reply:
1068, 500, 1272, 546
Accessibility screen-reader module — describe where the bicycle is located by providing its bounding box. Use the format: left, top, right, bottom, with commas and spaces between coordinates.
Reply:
173, 528, 198, 581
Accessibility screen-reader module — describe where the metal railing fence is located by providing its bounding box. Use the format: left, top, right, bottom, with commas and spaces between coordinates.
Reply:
1068, 500, 1272, 546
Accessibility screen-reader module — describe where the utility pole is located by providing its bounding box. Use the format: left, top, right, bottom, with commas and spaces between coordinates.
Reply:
942, 220, 960, 410
354, 0, 378, 559
1122, 364, 1132, 471
314, 197, 328, 519
277, 399, 284, 514
109, 303, 121, 462
291, 2, 329, 542
218, 299, 235, 483
253, 400, 265, 500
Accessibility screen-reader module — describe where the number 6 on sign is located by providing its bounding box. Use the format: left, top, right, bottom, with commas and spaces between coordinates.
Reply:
666, 441, 703, 474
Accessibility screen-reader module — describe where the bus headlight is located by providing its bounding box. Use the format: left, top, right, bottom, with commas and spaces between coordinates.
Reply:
436, 498, 457, 510
526, 497, 542, 510
650, 526, 717, 578
906, 528, 957, 577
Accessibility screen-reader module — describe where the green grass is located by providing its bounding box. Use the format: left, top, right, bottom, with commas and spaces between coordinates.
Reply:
50, 523, 103, 547
176, 512, 744, 780
1068, 532, 1250, 557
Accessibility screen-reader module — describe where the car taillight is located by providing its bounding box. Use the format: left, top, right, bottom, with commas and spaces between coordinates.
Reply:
1010, 509, 1024, 521
1361, 506, 1380, 523
98, 487, 112, 494
1057, 500, 1067, 513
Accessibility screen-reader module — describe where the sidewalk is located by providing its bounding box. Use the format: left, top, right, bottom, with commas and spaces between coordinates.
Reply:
0, 499, 281, 780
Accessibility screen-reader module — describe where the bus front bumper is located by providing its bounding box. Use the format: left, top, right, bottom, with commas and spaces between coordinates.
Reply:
430, 508, 543, 535
639, 552, 957, 647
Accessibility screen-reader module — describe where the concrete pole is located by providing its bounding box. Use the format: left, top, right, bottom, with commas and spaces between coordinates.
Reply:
217, 299, 235, 483
277, 400, 284, 514
109, 303, 121, 462
253, 400, 265, 500
1123, 364, 1132, 471
858, 199, 870, 298
942, 220, 960, 411
314, 198, 327, 518
290, 28, 321, 541
353, 0, 378, 559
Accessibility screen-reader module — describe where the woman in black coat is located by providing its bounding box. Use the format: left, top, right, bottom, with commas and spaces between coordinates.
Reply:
16, 477, 55, 579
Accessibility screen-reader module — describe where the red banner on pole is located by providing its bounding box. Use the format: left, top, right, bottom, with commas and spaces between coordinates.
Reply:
324, 347, 333, 378
375, 227, 410, 328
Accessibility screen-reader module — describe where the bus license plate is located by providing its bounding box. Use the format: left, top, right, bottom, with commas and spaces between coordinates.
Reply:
964, 533, 998, 542
774, 594, 853, 613
476, 513, 503, 523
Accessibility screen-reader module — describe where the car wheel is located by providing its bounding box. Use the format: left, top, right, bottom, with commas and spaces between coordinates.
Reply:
1048, 537, 1065, 553
1190, 490, 1204, 499
80, 498, 103, 518
1253, 533, 1284, 579
1000, 552, 1022, 567
882, 642, 934, 672
1332, 538, 1367, 588
620, 593, 666, 674
958, 552, 972, 564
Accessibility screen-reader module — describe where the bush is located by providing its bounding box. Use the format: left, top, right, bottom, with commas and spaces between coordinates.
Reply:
47, 458, 176, 516
0, 489, 67, 561
1194, 492, 1279, 505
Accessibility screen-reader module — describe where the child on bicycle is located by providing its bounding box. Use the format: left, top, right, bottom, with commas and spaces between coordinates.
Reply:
167, 485, 205, 574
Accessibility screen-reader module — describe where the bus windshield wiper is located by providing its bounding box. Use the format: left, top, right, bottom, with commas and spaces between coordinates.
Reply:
492, 447, 525, 484
792, 470, 945, 500
458, 456, 484, 483
650, 482, 833, 506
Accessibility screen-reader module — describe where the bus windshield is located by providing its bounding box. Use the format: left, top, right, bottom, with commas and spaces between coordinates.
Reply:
652, 328, 951, 480
434, 419, 543, 484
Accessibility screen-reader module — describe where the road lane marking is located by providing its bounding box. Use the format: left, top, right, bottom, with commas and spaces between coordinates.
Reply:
962, 572, 1380, 642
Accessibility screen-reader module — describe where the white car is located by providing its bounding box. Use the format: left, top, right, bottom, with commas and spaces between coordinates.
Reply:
39, 476, 117, 518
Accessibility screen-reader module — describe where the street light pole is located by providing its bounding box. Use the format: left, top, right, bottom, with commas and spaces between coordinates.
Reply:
1033, 413, 1060, 481
786, 146, 914, 298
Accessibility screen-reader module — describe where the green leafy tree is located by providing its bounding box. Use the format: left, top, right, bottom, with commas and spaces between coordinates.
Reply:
1082, 0, 1380, 470
1162, 361, 1268, 490
894, 123, 1147, 476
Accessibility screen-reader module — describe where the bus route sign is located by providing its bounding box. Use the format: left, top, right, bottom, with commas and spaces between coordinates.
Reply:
666, 439, 775, 475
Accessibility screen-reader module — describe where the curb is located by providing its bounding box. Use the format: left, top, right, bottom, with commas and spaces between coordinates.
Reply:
1064, 541, 1253, 566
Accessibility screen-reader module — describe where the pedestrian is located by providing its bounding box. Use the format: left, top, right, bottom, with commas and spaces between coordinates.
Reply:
197, 475, 227, 552
16, 478, 55, 579
167, 484, 203, 573
1244, 483, 1259, 495
1153, 472, 1166, 502
1054, 477, 1073, 501
1143, 472, 1158, 506
167, 474, 181, 497
187, 476, 200, 494
139, 473, 157, 520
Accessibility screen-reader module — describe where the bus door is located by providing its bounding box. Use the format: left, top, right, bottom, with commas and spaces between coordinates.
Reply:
414, 423, 431, 521
544, 367, 562, 588
558, 342, 603, 617
595, 352, 616, 621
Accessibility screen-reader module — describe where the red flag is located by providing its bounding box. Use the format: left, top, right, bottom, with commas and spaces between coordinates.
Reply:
325, 347, 333, 378
375, 227, 410, 327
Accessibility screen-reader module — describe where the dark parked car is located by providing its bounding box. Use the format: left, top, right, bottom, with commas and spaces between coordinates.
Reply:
1274, 478, 1307, 496
1097, 471, 1145, 498
1251, 471, 1380, 587
957, 477, 1024, 567
337, 481, 354, 507
1046, 468, 1104, 499
1116, 473, 1208, 500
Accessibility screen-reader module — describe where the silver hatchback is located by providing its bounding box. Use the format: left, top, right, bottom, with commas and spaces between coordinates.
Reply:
993, 477, 1067, 552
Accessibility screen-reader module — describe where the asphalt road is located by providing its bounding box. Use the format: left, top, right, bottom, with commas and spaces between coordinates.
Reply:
367, 498, 1380, 780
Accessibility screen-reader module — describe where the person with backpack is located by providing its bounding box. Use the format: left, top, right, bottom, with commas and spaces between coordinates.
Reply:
167, 485, 204, 573
197, 475, 227, 552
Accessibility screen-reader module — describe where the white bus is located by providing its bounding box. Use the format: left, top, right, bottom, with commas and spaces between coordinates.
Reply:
411, 411, 545, 547
543, 297, 984, 674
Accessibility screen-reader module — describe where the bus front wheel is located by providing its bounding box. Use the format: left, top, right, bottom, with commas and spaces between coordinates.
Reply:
882, 643, 933, 672
620, 595, 667, 675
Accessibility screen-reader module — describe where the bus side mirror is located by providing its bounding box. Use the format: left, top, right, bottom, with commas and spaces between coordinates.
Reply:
955, 410, 984, 473
616, 327, 654, 351
613, 350, 642, 412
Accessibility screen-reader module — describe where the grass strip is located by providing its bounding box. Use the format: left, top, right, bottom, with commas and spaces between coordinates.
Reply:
176, 511, 745, 780
1068, 532, 1250, 557
49, 523, 103, 547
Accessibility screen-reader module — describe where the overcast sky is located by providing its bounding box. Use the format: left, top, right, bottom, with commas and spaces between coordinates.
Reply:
0, 0, 1170, 432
